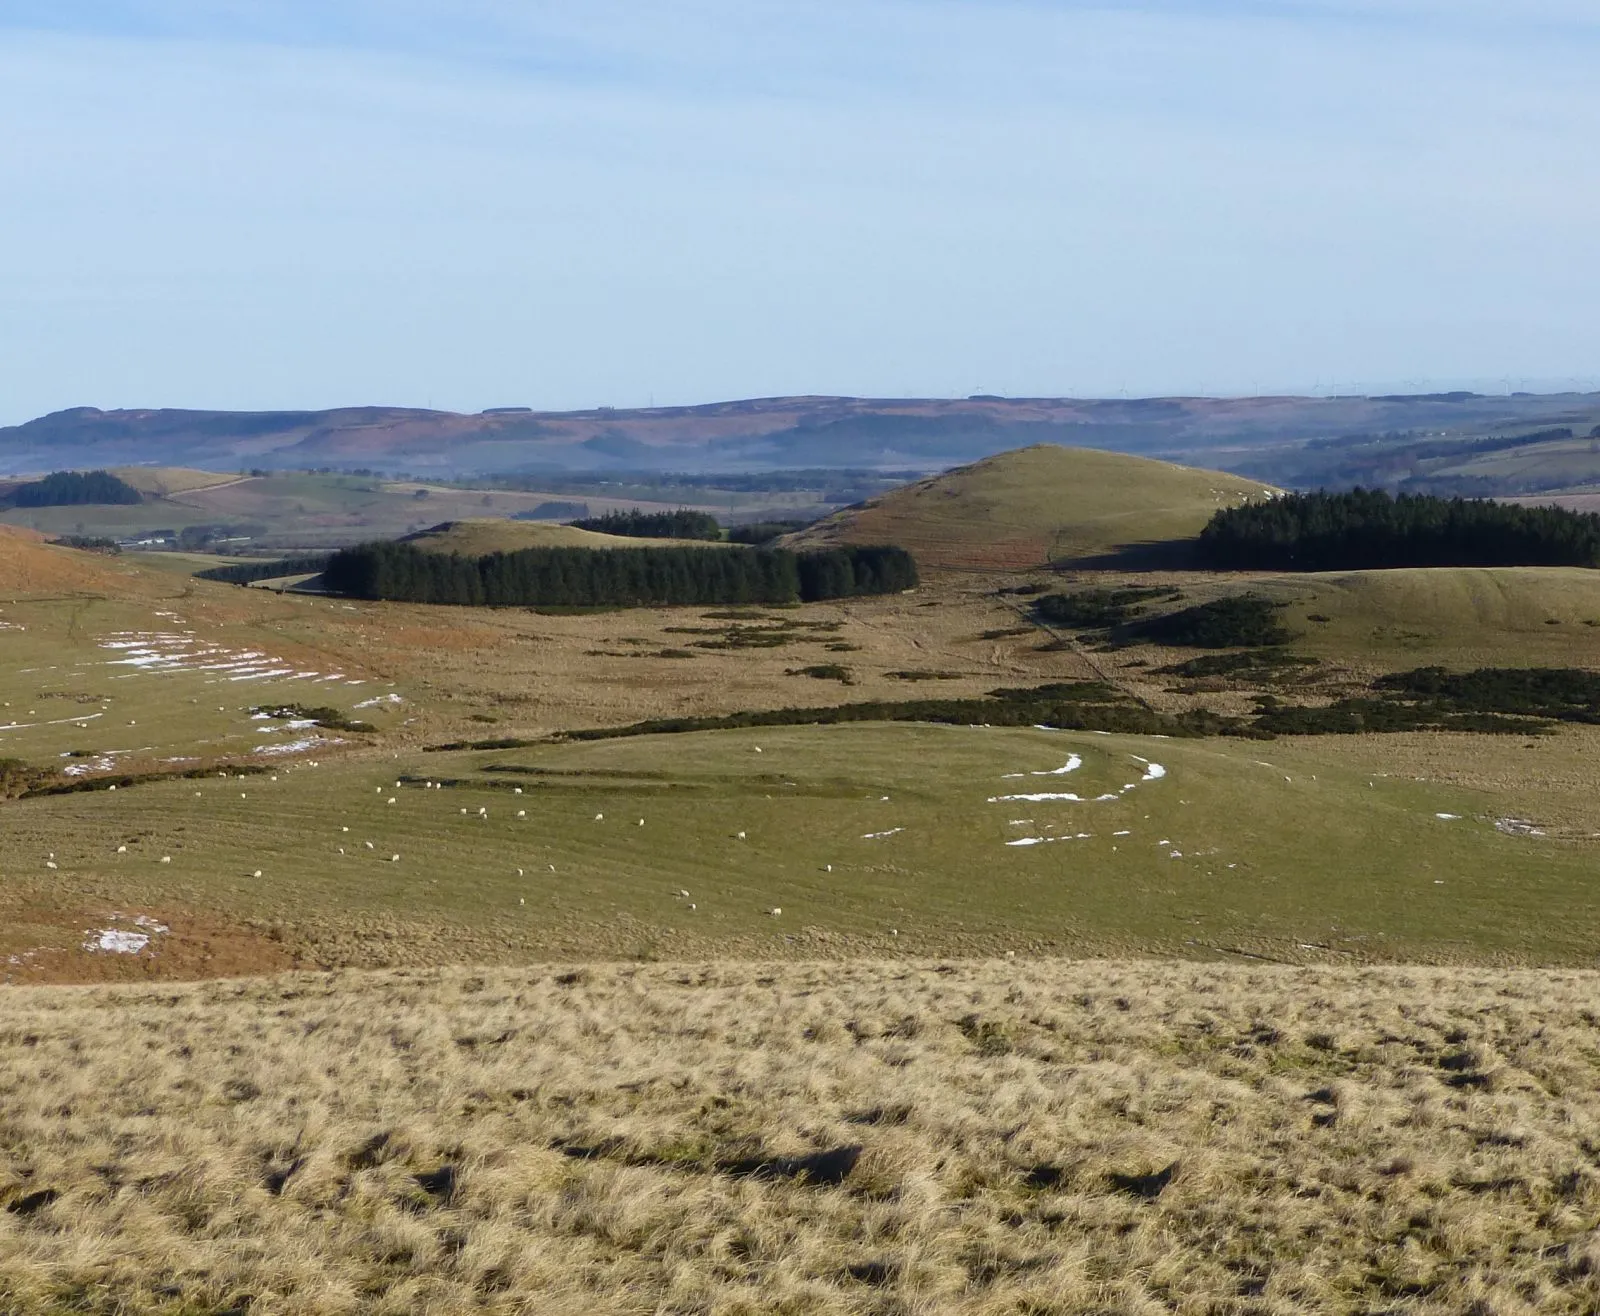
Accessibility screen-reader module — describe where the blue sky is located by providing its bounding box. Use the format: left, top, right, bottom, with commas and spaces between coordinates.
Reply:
2, 1, 1598, 423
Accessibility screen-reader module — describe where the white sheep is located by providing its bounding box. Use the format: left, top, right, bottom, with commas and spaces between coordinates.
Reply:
769, 907, 781, 917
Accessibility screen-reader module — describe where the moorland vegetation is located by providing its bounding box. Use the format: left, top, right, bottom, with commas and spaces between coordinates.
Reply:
5, 961, 1600, 1315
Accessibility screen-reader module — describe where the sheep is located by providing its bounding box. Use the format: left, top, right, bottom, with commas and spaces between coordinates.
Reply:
45, 861, 57, 870
769, 907, 781, 917
390, 854, 400, 862
252, 869, 263, 878
514, 787, 523, 795
116, 845, 127, 854
516, 810, 527, 818
364, 841, 374, 850
594, 813, 604, 821
160, 855, 171, 864
736, 831, 746, 840
386, 797, 396, 806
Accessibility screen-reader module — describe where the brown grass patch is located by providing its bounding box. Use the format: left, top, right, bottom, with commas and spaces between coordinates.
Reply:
2, 959, 1599, 1313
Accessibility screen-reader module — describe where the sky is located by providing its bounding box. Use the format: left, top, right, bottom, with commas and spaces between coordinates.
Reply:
2, 1, 1598, 424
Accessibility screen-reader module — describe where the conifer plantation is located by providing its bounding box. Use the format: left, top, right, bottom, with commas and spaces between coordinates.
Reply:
321, 540, 918, 607
1198, 488, 1600, 570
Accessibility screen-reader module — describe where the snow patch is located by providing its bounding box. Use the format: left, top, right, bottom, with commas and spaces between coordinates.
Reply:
83, 915, 168, 955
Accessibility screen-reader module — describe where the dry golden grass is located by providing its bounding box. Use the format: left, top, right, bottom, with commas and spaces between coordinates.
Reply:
4, 959, 1600, 1314
107, 468, 245, 497
400, 519, 731, 555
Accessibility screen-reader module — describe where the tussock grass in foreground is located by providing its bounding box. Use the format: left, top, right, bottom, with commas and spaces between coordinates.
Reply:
4, 960, 1600, 1313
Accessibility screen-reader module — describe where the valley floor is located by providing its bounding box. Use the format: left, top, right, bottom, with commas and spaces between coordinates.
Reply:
4, 959, 1600, 1314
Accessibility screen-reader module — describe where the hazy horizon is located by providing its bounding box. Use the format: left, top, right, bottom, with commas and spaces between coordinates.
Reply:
4, 1, 1598, 427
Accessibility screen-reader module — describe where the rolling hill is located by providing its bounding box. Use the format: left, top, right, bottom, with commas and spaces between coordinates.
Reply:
4, 391, 1599, 480
398, 520, 731, 555
783, 445, 1278, 569
0, 525, 151, 596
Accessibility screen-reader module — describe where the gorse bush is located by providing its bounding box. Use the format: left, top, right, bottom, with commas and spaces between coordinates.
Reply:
322, 541, 918, 608
1374, 667, 1600, 723
1199, 488, 1600, 570
1032, 588, 1169, 629
8, 470, 142, 507
570, 509, 723, 540
1130, 596, 1294, 648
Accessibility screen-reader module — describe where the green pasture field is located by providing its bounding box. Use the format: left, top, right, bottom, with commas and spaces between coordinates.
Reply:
5, 721, 1596, 969
0, 594, 405, 769
1260, 566, 1600, 666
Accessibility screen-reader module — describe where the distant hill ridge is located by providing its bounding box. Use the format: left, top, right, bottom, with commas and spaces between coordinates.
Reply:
3, 391, 1597, 479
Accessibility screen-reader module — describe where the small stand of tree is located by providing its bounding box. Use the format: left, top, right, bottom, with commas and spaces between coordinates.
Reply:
7, 470, 142, 507
196, 555, 332, 585
726, 520, 811, 545
1198, 489, 1600, 570
322, 541, 917, 608
570, 509, 723, 540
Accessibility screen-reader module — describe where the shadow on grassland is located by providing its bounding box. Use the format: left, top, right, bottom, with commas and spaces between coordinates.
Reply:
1048, 538, 1202, 573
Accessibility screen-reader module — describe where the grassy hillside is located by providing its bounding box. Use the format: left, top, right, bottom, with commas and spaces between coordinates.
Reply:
1256, 566, 1600, 667
5, 720, 1598, 977
108, 466, 242, 496
399, 519, 731, 555
0, 525, 147, 595
4, 959, 1600, 1314
0, 473, 739, 552
786, 446, 1277, 569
